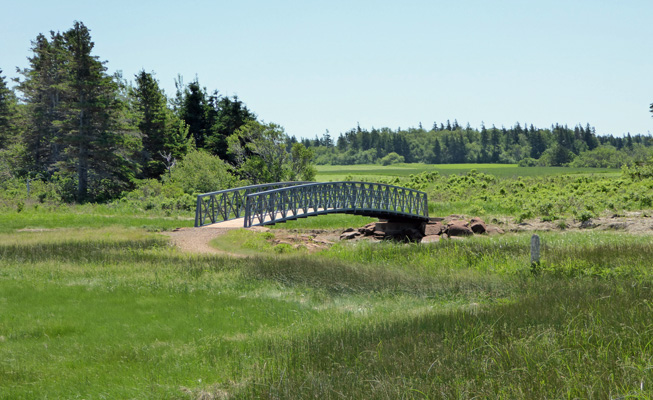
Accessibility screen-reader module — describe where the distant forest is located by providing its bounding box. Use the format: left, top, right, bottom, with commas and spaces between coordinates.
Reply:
298, 121, 653, 167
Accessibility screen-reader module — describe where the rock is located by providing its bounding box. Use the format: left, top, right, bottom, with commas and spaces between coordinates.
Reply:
470, 217, 487, 234
607, 222, 627, 230
580, 219, 596, 229
343, 227, 355, 233
358, 223, 376, 236
485, 226, 505, 235
424, 221, 444, 236
402, 228, 424, 240
445, 220, 473, 237
421, 235, 440, 243
248, 226, 270, 232
340, 231, 360, 240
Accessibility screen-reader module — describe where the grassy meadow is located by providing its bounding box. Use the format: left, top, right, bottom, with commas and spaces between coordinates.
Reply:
315, 163, 620, 181
1, 163, 653, 399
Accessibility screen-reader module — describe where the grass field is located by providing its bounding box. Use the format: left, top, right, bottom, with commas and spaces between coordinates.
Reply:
315, 163, 620, 181
1, 225, 652, 399
1, 163, 652, 398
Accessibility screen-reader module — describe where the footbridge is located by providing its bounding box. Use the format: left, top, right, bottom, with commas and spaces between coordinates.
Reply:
195, 181, 429, 228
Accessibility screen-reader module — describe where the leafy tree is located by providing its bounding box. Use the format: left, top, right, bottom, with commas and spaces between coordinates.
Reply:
379, 152, 405, 165
228, 120, 315, 184
289, 142, 316, 181
569, 145, 627, 168
166, 148, 237, 194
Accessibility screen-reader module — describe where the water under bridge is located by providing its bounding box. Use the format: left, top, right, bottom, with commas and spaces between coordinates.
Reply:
194, 181, 429, 228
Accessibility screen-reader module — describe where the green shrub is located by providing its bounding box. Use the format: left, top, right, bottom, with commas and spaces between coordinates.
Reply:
379, 152, 405, 166
165, 149, 239, 195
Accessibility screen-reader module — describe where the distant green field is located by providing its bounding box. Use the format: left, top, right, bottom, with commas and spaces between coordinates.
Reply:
316, 163, 619, 181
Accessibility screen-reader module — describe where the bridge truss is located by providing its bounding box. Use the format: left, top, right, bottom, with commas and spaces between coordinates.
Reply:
195, 181, 429, 228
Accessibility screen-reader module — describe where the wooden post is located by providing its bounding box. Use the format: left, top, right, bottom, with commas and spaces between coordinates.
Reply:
530, 234, 541, 274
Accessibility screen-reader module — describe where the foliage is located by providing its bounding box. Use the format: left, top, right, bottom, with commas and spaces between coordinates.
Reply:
379, 151, 404, 165
131, 70, 188, 179
305, 122, 653, 168
165, 148, 238, 195
228, 120, 315, 183
175, 78, 256, 159
568, 144, 629, 168
15, 22, 137, 202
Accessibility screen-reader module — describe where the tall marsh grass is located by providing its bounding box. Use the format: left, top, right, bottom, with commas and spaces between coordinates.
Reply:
1, 228, 652, 398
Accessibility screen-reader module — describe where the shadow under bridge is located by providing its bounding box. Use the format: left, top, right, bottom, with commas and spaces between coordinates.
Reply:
195, 181, 429, 228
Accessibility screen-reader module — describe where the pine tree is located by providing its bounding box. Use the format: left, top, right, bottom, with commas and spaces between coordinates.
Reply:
205, 94, 255, 160
16, 32, 70, 174
0, 69, 18, 149
432, 138, 441, 164
57, 21, 135, 202
179, 80, 210, 148
132, 70, 187, 179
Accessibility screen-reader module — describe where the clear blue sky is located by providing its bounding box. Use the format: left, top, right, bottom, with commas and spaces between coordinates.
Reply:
2, 0, 652, 139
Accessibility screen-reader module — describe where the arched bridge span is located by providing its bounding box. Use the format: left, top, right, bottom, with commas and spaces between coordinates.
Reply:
195, 181, 429, 228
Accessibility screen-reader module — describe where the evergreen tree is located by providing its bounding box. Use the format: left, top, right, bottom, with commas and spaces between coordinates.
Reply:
16, 32, 70, 174
0, 69, 18, 149
60, 21, 134, 201
132, 70, 187, 179
205, 94, 255, 160
432, 138, 442, 164
179, 80, 210, 148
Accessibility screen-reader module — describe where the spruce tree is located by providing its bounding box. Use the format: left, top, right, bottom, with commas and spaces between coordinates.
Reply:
0, 69, 18, 149
179, 80, 210, 148
205, 94, 255, 160
16, 32, 69, 174
132, 70, 187, 179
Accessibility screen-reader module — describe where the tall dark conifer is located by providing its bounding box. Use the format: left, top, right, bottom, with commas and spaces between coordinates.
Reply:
132, 70, 187, 179
179, 80, 210, 148
56, 21, 134, 202
205, 94, 255, 160
16, 32, 69, 174
0, 69, 18, 149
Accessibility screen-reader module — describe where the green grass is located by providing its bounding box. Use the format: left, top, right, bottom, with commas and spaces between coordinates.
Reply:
268, 213, 377, 230
0, 205, 192, 234
316, 163, 620, 181
3, 227, 652, 398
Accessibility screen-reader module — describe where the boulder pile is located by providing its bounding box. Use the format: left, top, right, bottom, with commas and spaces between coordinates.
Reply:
340, 216, 504, 242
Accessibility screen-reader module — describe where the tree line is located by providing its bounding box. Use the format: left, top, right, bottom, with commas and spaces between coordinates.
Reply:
301, 120, 653, 167
0, 22, 315, 203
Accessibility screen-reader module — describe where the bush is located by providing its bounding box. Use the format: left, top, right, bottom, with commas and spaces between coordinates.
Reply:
379, 152, 405, 166
165, 149, 239, 195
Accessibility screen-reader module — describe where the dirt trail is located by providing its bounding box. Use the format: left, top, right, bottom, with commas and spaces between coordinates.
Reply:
162, 227, 241, 256
163, 212, 653, 256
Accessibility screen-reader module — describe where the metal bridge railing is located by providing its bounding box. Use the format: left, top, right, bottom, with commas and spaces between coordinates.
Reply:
243, 181, 429, 227
194, 181, 310, 227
